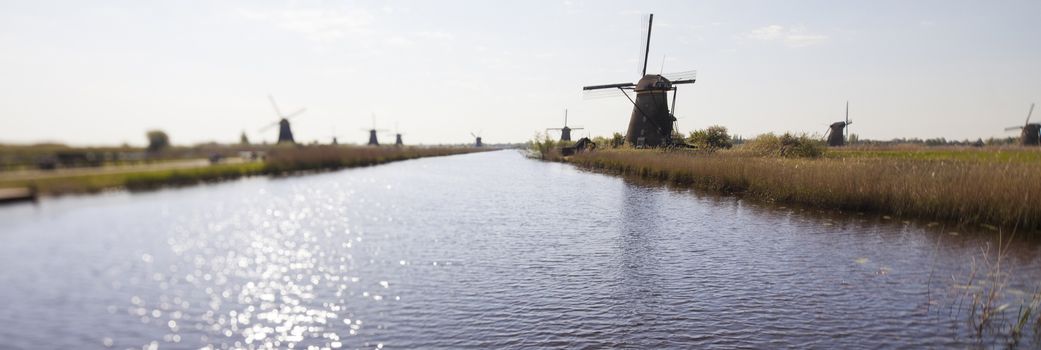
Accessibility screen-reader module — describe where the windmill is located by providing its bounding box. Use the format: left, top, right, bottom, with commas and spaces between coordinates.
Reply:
546, 108, 584, 142
470, 132, 483, 147
825, 101, 853, 147
582, 13, 697, 148
329, 127, 345, 145
259, 95, 306, 144
1005, 103, 1039, 146
362, 114, 388, 146
393, 123, 404, 147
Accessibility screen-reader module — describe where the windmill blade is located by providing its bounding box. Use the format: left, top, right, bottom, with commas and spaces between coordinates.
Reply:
663, 70, 697, 81
470, 132, 477, 138
571, 127, 585, 130
1006, 126, 1025, 131
268, 95, 283, 118
582, 88, 629, 100
284, 108, 307, 120
583, 82, 635, 91
547, 128, 563, 131
637, 14, 653, 76
258, 121, 280, 132
1024, 102, 1032, 126
670, 79, 696, 85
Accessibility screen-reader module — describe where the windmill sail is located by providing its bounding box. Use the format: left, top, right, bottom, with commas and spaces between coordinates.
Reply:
582, 13, 697, 148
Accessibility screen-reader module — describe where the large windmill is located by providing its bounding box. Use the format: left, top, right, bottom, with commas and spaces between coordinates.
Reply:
582, 14, 697, 148
546, 108, 584, 142
1005, 103, 1039, 146
826, 101, 853, 147
259, 95, 306, 144
470, 132, 483, 148
362, 114, 388, 146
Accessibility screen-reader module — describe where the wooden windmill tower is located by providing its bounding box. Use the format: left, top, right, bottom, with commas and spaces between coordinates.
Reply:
393, 123, 404, 147
546, 109, 584, 142
259, 95, 306, 144
582, 14, 697, 148
826, 101, 853, 147
362, 114, 388, 146
471, 132, 483, 147
1005, 103, 1039, 146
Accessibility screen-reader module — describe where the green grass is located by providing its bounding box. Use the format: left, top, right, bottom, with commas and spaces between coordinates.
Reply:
0, 146, 480, 195
825, 145, 1041, 163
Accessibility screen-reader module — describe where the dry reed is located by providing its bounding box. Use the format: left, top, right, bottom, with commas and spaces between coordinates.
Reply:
568, 148, 1041, 231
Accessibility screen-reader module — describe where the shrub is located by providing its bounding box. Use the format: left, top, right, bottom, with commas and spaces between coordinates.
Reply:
742, 133, 824, 158
610, 132, 626, 148
688, 126, 733, 150
146, 130, 170, 152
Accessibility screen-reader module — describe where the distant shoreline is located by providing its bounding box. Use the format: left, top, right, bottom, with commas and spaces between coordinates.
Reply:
0, 146, 485, 197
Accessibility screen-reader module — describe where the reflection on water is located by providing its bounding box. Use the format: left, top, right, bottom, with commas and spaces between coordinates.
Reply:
1, 150, 1039, 349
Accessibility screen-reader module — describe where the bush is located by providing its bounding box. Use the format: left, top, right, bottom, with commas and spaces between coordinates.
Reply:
610, 132, 625, 148
528, 133, 561, 160
146, 130, 170, 152
743, 133, 824, 158
688, 126, 733, 150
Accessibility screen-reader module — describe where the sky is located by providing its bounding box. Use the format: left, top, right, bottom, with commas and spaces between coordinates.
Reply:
1, 0, 1040, 146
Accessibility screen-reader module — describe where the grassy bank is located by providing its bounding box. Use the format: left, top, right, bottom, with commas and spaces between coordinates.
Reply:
565, 147, 1041, 232
0, 146, 481, 195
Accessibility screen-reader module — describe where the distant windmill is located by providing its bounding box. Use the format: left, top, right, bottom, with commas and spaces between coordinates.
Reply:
1005, 103, 1039, 146
582, 13, 697, 148
362, 114, 388, 146
546, 109, 584, 142
329, 127, 345, 145
258, 95, 306, 144
393, 123, 404, 147
825, 101, 853, 147
470, 132, 483, 147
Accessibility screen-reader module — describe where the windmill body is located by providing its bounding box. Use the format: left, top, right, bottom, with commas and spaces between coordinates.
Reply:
259, 95, 305, 144
395, 133, 403, 146
367, 130, 380, 146
1022, 124, 1041, 145
364, 115, 388, 146
625, 75, 676, 147
471, 132, 483, 147
582, 14, 696, 148
546, 109, 584, 142
1005, 103, 1039, 146
826, 122, 847, 146
277, 119, 294, 144
826, 101, 853, 147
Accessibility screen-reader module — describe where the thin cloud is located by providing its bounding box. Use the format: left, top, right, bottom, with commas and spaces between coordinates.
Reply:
747, 25, 828, 47
237, 7, 375, 43
415, 31, 455, 41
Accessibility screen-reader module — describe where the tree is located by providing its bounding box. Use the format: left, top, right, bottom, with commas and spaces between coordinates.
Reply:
610, 132, 625, 148
688, 125, 733, 150
240, 131, 250, 145
146, 130, 170, 152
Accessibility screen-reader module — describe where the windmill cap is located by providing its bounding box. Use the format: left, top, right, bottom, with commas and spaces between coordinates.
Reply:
635, 74, 672, 91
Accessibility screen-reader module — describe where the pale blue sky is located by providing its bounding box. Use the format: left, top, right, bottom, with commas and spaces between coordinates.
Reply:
2, 0, 1040, 145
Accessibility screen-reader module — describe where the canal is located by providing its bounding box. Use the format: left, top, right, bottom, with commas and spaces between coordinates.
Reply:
1, 150, 1039, 349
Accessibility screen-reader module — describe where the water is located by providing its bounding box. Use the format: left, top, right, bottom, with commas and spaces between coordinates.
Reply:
1, 150, 1039, 349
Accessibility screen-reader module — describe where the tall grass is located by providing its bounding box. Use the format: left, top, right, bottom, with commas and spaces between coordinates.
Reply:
568, 148, 1041, 231
947, 231, 1041, 344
